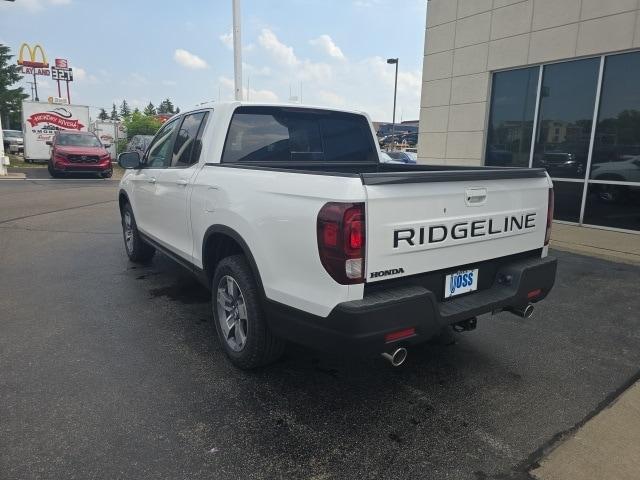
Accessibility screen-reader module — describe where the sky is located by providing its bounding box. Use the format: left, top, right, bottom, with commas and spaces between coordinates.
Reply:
0, 0, 427, 122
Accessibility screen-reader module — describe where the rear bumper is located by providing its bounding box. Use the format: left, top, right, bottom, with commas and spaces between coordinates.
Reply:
266, 255, 557, 355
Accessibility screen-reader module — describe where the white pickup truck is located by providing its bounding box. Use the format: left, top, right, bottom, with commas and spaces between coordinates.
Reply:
117, 102, 557, 369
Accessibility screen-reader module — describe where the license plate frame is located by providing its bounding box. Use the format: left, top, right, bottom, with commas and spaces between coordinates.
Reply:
444, 269, 479, 299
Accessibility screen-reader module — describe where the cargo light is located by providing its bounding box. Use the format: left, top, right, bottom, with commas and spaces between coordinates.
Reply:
385, 327, 416, 343
527, 288, 542, 300
317, 202, 366, 284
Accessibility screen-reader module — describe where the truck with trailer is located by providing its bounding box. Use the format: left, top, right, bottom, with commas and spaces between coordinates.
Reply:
22, 101, 90, 163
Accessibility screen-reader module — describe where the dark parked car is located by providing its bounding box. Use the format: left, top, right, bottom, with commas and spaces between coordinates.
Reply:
47, 131, 113, 178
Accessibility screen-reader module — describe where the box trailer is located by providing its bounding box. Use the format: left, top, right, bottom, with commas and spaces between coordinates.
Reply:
22, 101, 90, 162
90, 120, 123, 160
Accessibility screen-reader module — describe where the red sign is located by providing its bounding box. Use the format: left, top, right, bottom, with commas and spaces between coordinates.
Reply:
55, 58, 68, 68
27, 112, 85, 130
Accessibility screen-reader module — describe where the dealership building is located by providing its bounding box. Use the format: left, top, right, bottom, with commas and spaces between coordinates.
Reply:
419, 0, 640, 233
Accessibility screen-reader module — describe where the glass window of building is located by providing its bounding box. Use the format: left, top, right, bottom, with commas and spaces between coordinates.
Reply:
585, 52, 640, 231
485, 67, 539, 168
532, 58, 600, 180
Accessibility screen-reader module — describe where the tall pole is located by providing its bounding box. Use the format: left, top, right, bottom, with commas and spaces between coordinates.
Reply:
387, 58, 399, 150
33, 72, 39, 102
66, 80, 71, 104
232, 0, 243, 101
392, 61, 398, 148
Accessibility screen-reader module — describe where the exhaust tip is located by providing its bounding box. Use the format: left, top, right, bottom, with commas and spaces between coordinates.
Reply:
508, 303, 535, 319
523, 304, 534, 318
382, 347, 408, 367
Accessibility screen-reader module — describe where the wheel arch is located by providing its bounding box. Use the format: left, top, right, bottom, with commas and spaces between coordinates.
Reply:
202, 225, 265, 297
118, 189, 130, 214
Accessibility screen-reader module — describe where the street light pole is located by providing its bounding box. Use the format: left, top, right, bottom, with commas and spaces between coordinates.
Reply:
232, 0, 243, 101
387, 58, 399, 150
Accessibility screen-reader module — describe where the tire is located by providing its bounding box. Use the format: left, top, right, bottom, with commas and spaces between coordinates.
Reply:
101, 170, 113, 179
121, 203, 155, 263
212, 255, 285, 369
47, 162, 61, 178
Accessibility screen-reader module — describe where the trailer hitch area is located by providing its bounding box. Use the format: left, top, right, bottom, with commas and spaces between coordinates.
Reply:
452, 317, 477, 333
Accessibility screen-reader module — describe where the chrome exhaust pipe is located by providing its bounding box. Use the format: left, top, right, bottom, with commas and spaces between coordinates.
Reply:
381, 347, 408, 367
509, 303, 534, 319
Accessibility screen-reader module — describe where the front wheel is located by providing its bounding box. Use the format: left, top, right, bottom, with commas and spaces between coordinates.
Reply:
121, 203, 155, 263
212, 255, 285, 369
47, 162, 61, 178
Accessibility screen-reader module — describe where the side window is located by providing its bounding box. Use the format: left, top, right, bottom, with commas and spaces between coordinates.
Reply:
144, 119, 180, 168
171, 112, 208, 167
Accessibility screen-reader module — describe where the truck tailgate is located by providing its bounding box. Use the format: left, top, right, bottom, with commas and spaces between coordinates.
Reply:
363, 170, 551, 282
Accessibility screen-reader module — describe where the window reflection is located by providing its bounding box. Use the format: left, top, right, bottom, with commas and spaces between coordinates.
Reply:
552, 181, 584, 223
583, 183, 640, 230
485, 67, 538, 168
590, 52, 640, 185
532, 59, 600, 179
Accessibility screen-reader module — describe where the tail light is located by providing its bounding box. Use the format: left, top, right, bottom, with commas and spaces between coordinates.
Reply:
317, 202, 365, 284
545, 188, 554, 246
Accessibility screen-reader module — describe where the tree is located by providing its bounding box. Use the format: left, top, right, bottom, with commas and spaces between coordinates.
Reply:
158, 98, 175, 114
143, 102, 156, 116
110, 103, 119, 121
133, 107, 141, 115
123, 110, 163, 138
119, 99, 131, 119
0, 44, 28, 129
98, 108, 108, 121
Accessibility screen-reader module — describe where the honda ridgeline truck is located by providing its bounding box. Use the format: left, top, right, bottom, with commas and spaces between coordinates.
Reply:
117, 103, 557, 369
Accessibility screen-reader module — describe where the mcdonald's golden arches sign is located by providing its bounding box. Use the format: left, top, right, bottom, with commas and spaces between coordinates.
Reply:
17, 43, 50, 76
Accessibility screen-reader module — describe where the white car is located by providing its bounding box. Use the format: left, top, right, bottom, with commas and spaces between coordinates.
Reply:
117, 102, 557, 369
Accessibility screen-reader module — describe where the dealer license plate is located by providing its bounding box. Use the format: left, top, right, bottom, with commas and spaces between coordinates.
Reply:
444, 269, 479, 299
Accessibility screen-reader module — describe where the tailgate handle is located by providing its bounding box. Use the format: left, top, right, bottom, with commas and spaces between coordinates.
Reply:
465, 188, 487, 206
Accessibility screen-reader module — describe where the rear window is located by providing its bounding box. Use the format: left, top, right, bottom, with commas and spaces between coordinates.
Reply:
221, 106, 377, 163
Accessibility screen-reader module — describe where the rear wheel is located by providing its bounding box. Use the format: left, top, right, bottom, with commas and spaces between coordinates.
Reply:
121, 203, 155, 263
212, 255, 285, 369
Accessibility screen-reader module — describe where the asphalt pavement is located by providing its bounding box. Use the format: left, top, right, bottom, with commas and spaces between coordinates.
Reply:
1, 179, 639, 479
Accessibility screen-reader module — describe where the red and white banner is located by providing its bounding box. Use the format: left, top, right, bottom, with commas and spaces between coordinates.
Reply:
55, 58, 68, 68
27, 112, 85, 130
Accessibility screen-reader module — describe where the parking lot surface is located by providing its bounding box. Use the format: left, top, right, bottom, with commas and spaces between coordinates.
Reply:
1, 179, 639, 479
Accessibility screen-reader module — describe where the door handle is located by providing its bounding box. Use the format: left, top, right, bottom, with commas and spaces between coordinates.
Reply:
176, 179, 189, 186
147, 177, 156, 184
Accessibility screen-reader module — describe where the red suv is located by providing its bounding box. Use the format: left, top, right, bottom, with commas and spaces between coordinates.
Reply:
47, 131, 112, 178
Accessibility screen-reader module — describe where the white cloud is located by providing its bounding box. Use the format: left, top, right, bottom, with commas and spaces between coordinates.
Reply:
243, 63, 271, 77
258, 29, 299, 67
8, 0, 71, 12
174, 49, 208, 69
317, 91, 347, 107
73, 67, 99, 84
218, 75, 278, 102
220, 31, 234, 50
310, 35, 345, 61
256, 29, 332, 84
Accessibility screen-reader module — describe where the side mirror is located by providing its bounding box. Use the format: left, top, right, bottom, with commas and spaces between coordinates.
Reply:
46, 140, 53, 146
103, 143, 111, 149
118, 151, 142, 169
